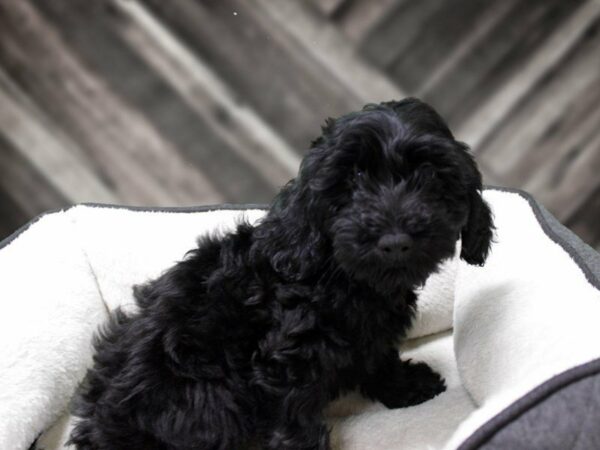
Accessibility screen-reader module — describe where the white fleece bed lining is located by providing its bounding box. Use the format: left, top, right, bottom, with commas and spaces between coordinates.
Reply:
454, 187, 600, 449
1, 187, 598, 450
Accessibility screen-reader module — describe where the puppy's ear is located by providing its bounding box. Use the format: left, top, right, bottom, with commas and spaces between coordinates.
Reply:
260, 150, 327, 281
460, 188, 494, 266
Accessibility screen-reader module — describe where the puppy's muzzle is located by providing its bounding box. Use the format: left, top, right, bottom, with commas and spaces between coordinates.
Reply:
377, 232, 413, 261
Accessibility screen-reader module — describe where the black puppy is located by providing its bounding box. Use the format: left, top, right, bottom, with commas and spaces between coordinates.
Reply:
69, 98, 494, 450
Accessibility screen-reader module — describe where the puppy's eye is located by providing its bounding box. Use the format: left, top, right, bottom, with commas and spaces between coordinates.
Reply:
353, 168, 363, 184
418, 164, 436, 181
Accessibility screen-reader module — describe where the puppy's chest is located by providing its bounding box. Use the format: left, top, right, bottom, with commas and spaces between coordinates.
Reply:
342, 298, 410, 344
314, 289, 413, 361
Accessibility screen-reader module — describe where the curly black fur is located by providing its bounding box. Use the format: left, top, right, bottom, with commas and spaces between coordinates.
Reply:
68, 98, 494, 450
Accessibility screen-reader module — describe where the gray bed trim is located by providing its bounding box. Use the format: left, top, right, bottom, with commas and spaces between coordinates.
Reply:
479, 365, 600, 449
458, 360, 600, 450
458, 186, 600, 450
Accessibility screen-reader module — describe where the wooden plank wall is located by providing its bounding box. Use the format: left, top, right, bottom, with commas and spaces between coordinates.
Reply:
0, 0, 598, 250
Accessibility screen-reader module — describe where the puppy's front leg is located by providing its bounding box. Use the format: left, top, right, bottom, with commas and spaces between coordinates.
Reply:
253, 320, 331, 450
360, 349, 446, 409
253, 318, 330, 450
262, 388, 330, 450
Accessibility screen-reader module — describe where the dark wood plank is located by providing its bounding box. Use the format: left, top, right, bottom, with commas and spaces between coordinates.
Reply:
256, 0, 404, 104
565, 184, 600, 251
0, 188, 32, 242
428, 0, 586, 130
533, 129, 600, 222
482, 58, 600, 188
415, 1, 516, 99
387, 0, 503, 94
307, 0, 350, 18
142, 0, 363, 151
358, 0, 442, 70
112, 0, 299, 185
456, 0, 600, 150
0, 131, 70, 225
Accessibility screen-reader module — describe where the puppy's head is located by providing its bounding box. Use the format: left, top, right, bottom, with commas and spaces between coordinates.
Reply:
292, 98, 494, 291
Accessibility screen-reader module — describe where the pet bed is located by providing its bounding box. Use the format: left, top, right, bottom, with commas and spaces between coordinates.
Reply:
1, 187, 599, 450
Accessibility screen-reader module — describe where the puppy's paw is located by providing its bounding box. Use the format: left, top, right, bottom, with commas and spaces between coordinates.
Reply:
375, 361, 446, 409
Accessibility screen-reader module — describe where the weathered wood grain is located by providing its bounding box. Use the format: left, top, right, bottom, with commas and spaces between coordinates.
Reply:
475, 9, 600, 229
334, 0, 398, 43
479, 22, 600, 185
530, 130, 600, 222
387, 0, 497, 94
0, 0, 597, 248
456, 0, 598, 148
115, 0, 299, 185
0, 70, 118, 205
0, 189, 32, 240
359, 0, 443, 70
0, 132, 69, 220
255, 0, 405, 104
32, 0, 272, 203
142, 0, 361, 151
416, 1, 515, 101
1, 0, 231, 206
307, 0, 349, 18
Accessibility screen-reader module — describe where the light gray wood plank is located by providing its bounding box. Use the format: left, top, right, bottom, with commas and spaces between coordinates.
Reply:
0, 71, 118, 205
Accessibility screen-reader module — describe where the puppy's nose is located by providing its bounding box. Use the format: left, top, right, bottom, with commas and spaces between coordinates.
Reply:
377, 233, 413, 257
